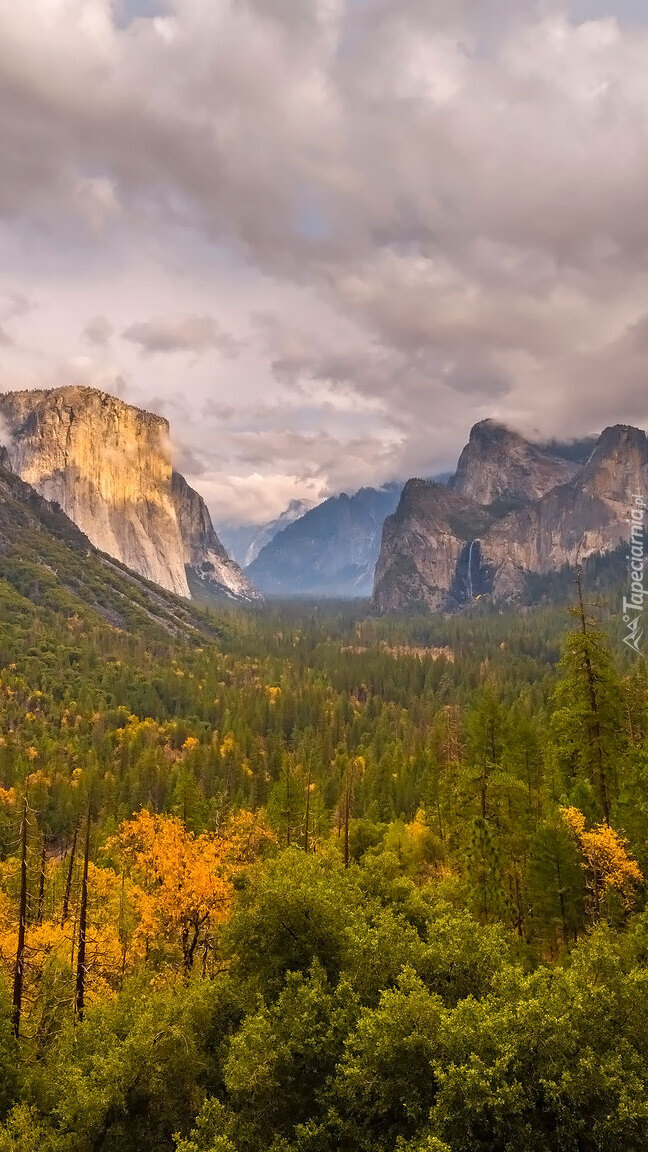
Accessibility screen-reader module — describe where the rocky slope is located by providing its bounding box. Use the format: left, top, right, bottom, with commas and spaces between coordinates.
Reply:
172, 471, 257, 601
482, 424, 648, 598
0, 386, 256, 602
373, 481, 494, 612
374, 423, 648, 612
248, 485, 402, 597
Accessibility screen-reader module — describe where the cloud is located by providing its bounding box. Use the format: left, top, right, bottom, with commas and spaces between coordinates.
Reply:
196, 469, 327, 528
0, 290, 33, 322
74, 177, 121, 234
122, 314, 242, 357
2, 1, 648, 520
83, 314, 114, 346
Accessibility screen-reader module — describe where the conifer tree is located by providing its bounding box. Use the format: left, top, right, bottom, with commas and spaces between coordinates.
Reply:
551, 572, 625, 823
465, 815, 506, 923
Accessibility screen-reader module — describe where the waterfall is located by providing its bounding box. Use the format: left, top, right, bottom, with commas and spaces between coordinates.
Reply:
467, 540, 475, 600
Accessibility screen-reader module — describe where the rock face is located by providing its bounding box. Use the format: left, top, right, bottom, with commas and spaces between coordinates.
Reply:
452, 420, 579, 505
0, 452, 222, 638
172, 471, 258, 600
374, 423, 648, 612
248, 485, 402, 597
373, 481, 497, 612
0, 386, 256, 602
482, 425, 648, 597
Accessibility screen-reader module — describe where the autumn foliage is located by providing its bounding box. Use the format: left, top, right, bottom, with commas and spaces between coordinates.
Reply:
561, 806, 643, 914
111, 809, 275, 971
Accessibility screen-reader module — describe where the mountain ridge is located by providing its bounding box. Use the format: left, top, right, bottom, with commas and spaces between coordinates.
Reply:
247, 484, 402, 598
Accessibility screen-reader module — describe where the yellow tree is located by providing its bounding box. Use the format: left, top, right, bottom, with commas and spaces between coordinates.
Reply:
561, 806, 643, 918
111, 809, 274, 972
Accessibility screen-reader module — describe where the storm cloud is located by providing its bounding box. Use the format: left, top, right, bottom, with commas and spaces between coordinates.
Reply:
0, 0, 648, 521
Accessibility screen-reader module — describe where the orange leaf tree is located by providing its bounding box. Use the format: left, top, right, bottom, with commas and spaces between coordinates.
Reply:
111, 809, 275, 972
561, 806, 643, 918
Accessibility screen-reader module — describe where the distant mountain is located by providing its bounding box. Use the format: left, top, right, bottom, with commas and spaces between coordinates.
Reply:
0, 386, 258, 603
535, 435, 599, 465
219, 499, 313, 567
374, 422, 647, 613
247, 484, 403, 597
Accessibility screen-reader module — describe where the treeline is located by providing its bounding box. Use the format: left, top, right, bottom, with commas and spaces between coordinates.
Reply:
0, 584, 645, 951
0, 573, 646, 1147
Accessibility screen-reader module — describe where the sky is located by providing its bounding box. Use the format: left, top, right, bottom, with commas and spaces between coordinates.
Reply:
1, 0, 648, 525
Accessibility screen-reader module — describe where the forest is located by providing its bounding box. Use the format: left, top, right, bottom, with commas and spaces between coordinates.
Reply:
0, 564, 647, 1151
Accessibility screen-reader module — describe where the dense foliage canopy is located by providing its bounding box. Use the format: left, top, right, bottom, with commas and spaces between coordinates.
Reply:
0, 558, 646, 1150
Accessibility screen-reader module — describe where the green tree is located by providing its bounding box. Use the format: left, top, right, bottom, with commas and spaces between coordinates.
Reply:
551, 578, 625, 823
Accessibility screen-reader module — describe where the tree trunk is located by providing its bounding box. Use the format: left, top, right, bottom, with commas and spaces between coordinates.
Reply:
556, 859, 568, 947
285, 760, 291, 848
344, 768, 351, 868
61, 814, 79, 926
183, 919, 202, 972
304, 763, 311, 854
118, 872, 128, 988
36, 835, 46, 926
75, 807, 91, 1022
12, 795, 28, 1039
576, 569, 610, 824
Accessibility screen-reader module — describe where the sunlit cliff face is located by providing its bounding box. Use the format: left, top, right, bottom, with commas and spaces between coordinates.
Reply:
0, 385, 191, 596
0, 385, 258, 601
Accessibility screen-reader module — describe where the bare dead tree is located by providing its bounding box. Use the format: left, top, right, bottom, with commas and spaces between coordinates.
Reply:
36, 833, 46, 926
61, 813, 79, 927
12, 794, 28, 1038
74, 806, 91, 1022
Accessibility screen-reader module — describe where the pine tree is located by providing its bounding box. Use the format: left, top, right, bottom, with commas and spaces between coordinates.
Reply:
465, 816, 506, 923
551, 573, 625, 823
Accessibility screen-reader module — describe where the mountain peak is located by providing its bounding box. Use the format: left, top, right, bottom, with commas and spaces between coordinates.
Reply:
593, 423, 646, 450
0, 385, 168, 433
469, 418, 517, 440
247, 483, 402, 597
452, 419, 578, 505
578, 424, 648, 502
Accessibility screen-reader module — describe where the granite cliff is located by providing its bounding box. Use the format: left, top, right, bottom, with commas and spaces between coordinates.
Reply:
374, 423, 647, 612
171, 471, 256, 600
0, 386, 257, 602
451, 420, 579, 505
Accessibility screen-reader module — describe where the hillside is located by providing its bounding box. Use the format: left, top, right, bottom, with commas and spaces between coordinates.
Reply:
0, 455, 221, 641
0, 574, 646, 1149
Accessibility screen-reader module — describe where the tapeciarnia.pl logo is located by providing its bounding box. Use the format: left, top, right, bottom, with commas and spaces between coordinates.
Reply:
622, 494, 646, 656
